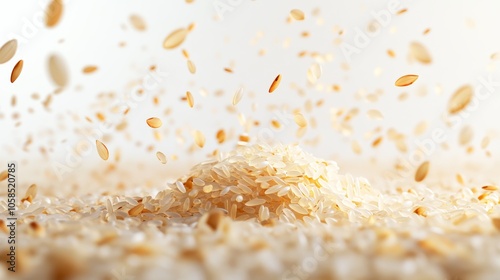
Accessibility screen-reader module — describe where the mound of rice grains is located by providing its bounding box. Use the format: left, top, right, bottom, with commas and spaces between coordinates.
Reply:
2, 144, 500, 279
160, 143, 374, 223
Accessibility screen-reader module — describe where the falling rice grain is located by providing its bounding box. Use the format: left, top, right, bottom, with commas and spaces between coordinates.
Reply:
45, 0, 64, 27
415, 161, 430, 182
459, 125, 474, 146
194, 130, 205, 148
130, 14, 146, 31
448, 85, 473, 114
156, 151, 167, 164
481, 136, 490, 149
48, 54, 69, 87
10, 60, 23, 83
82, 65, 98, 74
367, 109, 384, 120
187, 60, 196, 74
96, 140, 109, 160
269, 74, 282, 93
409, 42, 432, 64
0, 39, 17, 64
294, 113, 307, 127
232, 87, 244, 106
163, 28, 188, 49
482, 185, 498, 191
216, 129, 226, 144
186, 91, 194, 108
290, 9, 305, 21
351, 141, 362, 154
146, 117, 162, 128
395, 74, 419, 87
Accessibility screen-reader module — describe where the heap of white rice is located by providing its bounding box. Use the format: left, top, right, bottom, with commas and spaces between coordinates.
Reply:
1, 144, 500, 280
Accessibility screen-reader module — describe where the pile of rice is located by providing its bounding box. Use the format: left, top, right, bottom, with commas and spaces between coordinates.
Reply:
1, 144, 500, 280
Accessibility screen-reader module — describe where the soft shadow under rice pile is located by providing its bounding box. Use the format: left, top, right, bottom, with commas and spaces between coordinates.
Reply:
2, 144, 500, 279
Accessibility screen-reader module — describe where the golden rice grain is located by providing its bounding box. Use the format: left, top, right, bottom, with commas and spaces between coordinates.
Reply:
187, 60, 196, 74
146, 117, 162, 128
372, 136, 383, 147
414, 121, 428, 136
216, 129, 226, 144
10, 60, 23, 83
82, 65, 98, 74
96, 140, 109, 160
163, 28, 188, 49
48, 54, 68, 87
130, 14, 146, 31
409, 42, 432, 64
0, 39, 17, 64
271, 119, 281, 129
46, 0, 64, 27
397, 8, 408, 15
351, 141, 362, 154
156, 151, 167, 164
395, 74, 419, 87
294, 113, 307, 127
232, 87, 244, 106
224, 67, 233, 73
415, 161, 430, 182
0, 170, 7, 182
448, 85, 473, 114
186, 91, 194, 108
459, 125, 473, 146
367, 109, 384, 120
194, 130, 205, 148
307, 63, 322, 83
456, 174, 464, 185
482, 185, 498, 191
128, 204, 144, 216
269, 74, 282, 93
481, 136, 490, 149
290, 9, 305, 21
387, 49, 396, 58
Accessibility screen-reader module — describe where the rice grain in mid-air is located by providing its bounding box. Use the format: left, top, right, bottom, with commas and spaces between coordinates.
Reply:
0, 39, 17, 64
395, 75, 419, 87
146, 117, 162, 128
96, 140, 109, 160
415, 161, 430, 182
10, 60, 23, 83
269, 74, 282, 93
290, 9, 305, 21
163, 28, 188, 49
448, 85, 473, 114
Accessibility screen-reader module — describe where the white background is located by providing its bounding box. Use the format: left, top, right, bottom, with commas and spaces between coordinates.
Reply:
1, 0, 500, 191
